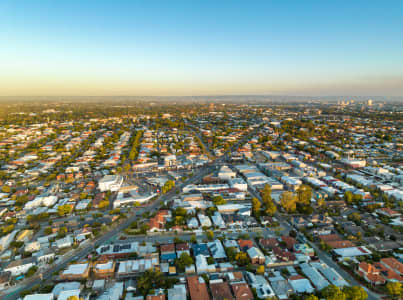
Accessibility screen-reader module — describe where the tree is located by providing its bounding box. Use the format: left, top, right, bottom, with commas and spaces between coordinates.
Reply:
162, 180, 175, 194
280, 191, 297, 213
26, 265, 38, 277
352, 193, 363, 204
321, 285, 346, 300
256, 265, 265, 275
57, 226, 68, 238
235, 252, 249, 266
137, 270, 163, 295
344, 191, 353, 204
206, 230, 214, 240
98, 200, 110, 209
251, 197, 261, 216
124, 163, 131, 172
297, 184, 312, 205
226, 246, 238, 261
67, 296, 83, 300
265, 200, 277, 216
57, 204, 72, 216
305, 295, 318, 300
1, 224, 14, 235
212, 195, 226, 205
343, 286, 367, 300
176, 252, 194, 269
261, 184, 276, 216
348, 212, 361, 224
317, 197, 325, 207
261, 184, 272, 206
1, 185, 10, 193
386, 282, 402, 299
44, 227, 53, 235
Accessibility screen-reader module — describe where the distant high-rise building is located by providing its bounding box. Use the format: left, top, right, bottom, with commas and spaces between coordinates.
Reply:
367, 99, 373, 106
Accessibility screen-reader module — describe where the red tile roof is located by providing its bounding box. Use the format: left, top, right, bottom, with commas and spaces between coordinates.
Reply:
381, 257, 403, 275
238, 240, 253, 251
160, 244, 175, 253
210, 281, 234, 300
187, 276, 210, 300
325, 240, 355, 249
319, 234, 342, 242
231, 283, 253, 300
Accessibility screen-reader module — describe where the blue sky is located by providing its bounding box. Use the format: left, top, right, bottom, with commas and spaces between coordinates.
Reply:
0, 0, 402, 96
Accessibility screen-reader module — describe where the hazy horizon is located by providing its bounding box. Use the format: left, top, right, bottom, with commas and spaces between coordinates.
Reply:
0, 95, 402, 103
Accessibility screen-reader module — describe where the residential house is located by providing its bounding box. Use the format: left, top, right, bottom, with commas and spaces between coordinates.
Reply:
187, 276, 210, 300
192, 243, 210, 257
93, 261, 116, 279
60, 263, 90, 280
380, 257, 403, 276
167, 284, 187, 300
281, 236, 296, 251
160, 244, 176, 262
247, 247, 265, 265
208, 240, 227, 261
210, 280, 234, 300
0, 272, 11, 290
231, 282, 254, 300
288, 275, 315, 294
357, 262, 386, 285
146, 295, 165, 300
259, 238, 279, 250
245, 272, 275, 298
176, 243, 190, 257
148, 210, 170, 232
4, 257, 36, 276
238, 240, 253, 252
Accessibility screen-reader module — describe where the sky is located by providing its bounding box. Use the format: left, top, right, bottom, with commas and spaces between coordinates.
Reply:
0, 0, 403, 97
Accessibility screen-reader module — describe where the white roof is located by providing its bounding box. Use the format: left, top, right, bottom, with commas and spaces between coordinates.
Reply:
95, 261, 114, 270
52, 282, 81, 297
208, 240, 227, 259
247, 247, 264, 258
288, 277, 314, 294
63, 263, 88, 275
58, 290, 80, 300
310, 262, 349, 287
168, 284, 187, 300
333, 246, 371, 257
300, 263, 329, 290
24, 294, 53, 300
99, 174, 119, 183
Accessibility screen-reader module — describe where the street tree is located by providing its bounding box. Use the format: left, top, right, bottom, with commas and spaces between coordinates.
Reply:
280, 191, 297, 213
251, 197, 261, 217
343, 286, 368, 300
206, 230, 214, 240
321, 285, 346, 300
57, 204, 72, 217
386, 282, 402, 299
